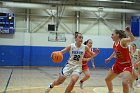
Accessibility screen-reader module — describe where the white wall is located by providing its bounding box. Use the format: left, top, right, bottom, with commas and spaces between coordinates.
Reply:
0, 31, 119, 48
1, 32, 139, 48
84, 35, 113, 48
0, 8, 139, 49
0, 32, 24, 46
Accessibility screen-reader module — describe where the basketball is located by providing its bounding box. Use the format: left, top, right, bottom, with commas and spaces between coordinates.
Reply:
51, 51, 63, 63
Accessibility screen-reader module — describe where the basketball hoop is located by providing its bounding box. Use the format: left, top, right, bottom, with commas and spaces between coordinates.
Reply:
48, 32, 66, 42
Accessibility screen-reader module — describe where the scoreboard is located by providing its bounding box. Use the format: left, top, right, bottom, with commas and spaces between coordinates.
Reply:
0, 13, 15, 34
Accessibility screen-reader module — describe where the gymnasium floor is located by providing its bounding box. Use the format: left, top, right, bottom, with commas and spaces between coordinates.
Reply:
0, 67, 140, 93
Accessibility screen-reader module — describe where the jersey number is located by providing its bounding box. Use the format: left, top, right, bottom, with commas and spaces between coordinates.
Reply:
73, 55, 80, 61
134, 55, 138, 60
116, 51, 122, 58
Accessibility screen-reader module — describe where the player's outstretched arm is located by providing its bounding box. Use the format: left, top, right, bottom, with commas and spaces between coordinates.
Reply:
93, 48, 100, 57
85, 46, 100, 57
105, 51, 115, 63
122, 26, 135, 44
60, 45, 71, 54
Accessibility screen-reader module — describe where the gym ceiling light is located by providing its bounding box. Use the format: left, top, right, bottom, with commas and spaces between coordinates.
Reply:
96, 0, 135, 3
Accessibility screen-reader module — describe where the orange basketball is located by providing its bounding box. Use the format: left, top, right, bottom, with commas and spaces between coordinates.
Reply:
51, 51, 63, 63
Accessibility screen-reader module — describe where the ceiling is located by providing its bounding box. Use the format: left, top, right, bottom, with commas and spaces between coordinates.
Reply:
0, 0, 140, 14
0, 0, 140, 9
0, 0, 139, 33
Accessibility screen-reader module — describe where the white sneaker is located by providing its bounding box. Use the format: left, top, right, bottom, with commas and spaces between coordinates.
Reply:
45, 83, 53, 93
79, 82, 83, 89
136, 83, 140, 88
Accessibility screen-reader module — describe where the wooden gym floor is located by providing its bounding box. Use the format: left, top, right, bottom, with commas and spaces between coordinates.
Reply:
0, 67, 140, 93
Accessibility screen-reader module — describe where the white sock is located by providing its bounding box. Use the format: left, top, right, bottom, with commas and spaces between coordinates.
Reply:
49, 83, 53, 88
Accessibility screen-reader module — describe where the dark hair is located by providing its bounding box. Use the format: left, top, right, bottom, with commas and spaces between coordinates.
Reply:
83, 39, 92, 45
114, 29, 126, 39
131, 43, 136, 47
75, 32, 82, 39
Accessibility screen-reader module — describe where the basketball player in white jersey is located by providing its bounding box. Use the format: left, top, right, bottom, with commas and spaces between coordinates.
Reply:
45, 33, 100, 93
130, 43, 140, 87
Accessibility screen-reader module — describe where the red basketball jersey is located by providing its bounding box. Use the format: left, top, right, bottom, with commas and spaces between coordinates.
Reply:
82, 49, 92, 65
113, 41, 131, 64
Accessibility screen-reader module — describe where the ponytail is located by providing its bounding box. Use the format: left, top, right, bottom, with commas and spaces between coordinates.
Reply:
83, 39, 92, 45
114, 30, 127, 39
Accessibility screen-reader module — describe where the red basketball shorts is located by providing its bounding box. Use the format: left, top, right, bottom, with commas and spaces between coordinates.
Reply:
82, 64, 89, 70
112, 63, 132, 74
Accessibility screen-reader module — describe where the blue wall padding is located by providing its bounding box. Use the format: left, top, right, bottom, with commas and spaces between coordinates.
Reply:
23, 46, 31, 66
30, 46, 69, 66
0, 45, 115, 68
88, 48, 115, 68
0, 45, 23, 66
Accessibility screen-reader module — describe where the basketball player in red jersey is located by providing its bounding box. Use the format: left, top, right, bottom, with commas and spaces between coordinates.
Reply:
79, 39, 100, 89
105, 27, 135, 93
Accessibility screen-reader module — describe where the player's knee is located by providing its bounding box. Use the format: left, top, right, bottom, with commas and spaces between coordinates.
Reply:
122, 80, 128, 86
71, 78, 78, 83
68, 79, 77, 87
86, 74, 90, 79
105, 77, 110, 82
71, 77, 79, 84
72, 74, 79, 80
105, 78, 108, 82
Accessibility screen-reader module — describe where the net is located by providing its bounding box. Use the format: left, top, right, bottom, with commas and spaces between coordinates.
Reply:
48, 32, 66, 42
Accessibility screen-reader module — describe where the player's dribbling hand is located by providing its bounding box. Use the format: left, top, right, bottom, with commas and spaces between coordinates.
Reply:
105, 58, 111, 63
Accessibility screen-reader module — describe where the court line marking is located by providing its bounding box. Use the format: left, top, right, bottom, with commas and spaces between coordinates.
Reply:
3, 69, 13, 93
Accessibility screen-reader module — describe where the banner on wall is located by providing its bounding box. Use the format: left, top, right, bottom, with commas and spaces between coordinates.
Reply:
131, 16, 140, 37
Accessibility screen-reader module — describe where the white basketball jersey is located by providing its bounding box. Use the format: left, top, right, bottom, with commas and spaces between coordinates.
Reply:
132, 49, 140, 62
68, 43, 86, 66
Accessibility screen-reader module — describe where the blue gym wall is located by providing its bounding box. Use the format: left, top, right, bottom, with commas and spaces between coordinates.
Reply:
1, 30, 139, 68
0, 45, 115, 68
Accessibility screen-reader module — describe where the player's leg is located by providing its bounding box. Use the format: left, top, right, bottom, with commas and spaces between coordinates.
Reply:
121, 70, 133, 93
65, 72, 80, 93
45, 74, 66, 93
45, 64, 71, 93
130, 68, 138, 87
136, 62, 140, 77
51, 75, 66, 86
138, 62, 140, 75
81, 69, 90, 82
105, 69, 118, 93
79, 69, 90, 89
136, 62, 140, 87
